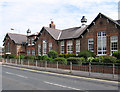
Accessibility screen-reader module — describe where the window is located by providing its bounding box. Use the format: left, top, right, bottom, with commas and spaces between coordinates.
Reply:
76, 40, 80, 55
31, 38, 34, 45
60, 41, 64, 54
49, 43, 52, 51
97, 31, 106, 55
111, 36, 118, 54
38, 44, 41, 56
28, 38, 30, 46
43, 40, 47, 55
67, 40, 73, 54
88, 38, 94, 52
8, 42, 9, 52
32, 49, 35, 55
27, 49, 30, 55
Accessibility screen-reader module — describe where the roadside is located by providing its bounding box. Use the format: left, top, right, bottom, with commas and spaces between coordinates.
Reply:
2, 62, 120, 82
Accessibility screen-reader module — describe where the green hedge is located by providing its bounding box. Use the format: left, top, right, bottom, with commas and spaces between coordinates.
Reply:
59, 53, 76, 58
48, 50, 58, 59
78, 50, 95, 59
67, 57, 85, 65
54, 57, 67, 65
112, 50, 120, 59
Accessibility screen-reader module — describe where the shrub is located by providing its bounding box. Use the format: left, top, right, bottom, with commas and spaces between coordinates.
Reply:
87, 57, 94, 62
112, 50, 120, 59
34, 55, 41, 60
67, 57, 84, 65
54, 57, 67, 65
20, 54, 26, 59
78, 50, 95, 59
9, 54, 16, 59
99, 55, 117, 63
48, 50, 58, 59
59, 53, 76, 58
116, 59, 120, 63
41, 55, 49, 60
92, 57, 100, 62
24, 55, 34, 60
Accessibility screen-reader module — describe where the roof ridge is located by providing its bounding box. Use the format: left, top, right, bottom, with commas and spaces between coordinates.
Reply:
8, 32, 26, 36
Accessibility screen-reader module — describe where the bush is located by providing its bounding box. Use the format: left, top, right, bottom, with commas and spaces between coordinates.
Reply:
20, 54, 25, 59
59, 53, 76, 58
78, 50, 95, 59
54, 57, 67, 65
92, 57, 100, 62
116, 59, 120, 63
67, 57, 84, 65
99, 55, 117, 63
112, 50, 120, 59
87, 57, 94, 62
34, 55, 41, 60
24, 55, 34, 60
9, 54, 16, 59
48, 50, 58, 59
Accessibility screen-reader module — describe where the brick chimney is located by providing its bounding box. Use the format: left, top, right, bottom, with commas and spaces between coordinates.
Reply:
49, 21, 55, 29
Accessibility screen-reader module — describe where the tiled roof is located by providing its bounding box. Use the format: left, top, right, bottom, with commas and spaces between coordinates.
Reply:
7, 33, 27, 44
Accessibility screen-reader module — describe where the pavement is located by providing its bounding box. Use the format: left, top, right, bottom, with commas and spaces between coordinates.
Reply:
2, 65, 120, 91
2, 62, 119, 82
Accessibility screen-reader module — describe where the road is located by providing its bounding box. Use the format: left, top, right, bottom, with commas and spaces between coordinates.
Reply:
2, 65, 119, 91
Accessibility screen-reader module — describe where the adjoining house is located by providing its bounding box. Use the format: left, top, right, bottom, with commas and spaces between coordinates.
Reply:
3, 13, 120, 56
3, 33, 27, 56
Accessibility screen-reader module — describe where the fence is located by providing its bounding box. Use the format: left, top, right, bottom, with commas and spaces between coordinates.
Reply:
2, 59, 120, 77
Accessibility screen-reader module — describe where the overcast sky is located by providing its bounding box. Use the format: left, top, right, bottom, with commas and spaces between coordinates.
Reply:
0, 0, 119, 47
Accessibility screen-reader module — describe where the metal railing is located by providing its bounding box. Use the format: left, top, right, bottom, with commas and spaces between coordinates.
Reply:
2, 59, 120, 78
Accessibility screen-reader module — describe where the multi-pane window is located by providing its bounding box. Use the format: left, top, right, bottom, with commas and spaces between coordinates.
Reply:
67, 40, 73, 54
8, 42, 9, 52
111, 36, 118, 54
32, 49, 35, 55
28, 38, 31, 46
27, 49, 30, 55
43, 40, 47, 55
76, 40, 80, 55
31, 38, 34, 45
97, 31, 106, 55
60, 41, 64, 54
38, 44, 41, 56
88, 38, 94, 52
49, 43, 52, 51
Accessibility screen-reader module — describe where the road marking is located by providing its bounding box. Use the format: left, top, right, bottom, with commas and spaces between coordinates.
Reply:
44, 81, 81, 90
3, 65, 119, 84
5, 72, 28, 79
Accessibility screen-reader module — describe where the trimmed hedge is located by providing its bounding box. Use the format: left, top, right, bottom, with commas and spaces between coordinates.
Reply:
112, 50, 120, 59
78, 50, 95, 59
54, 57, 67, 65
48, 50, 58, 59
59, 53, 76, 58
67, 57, 85, 65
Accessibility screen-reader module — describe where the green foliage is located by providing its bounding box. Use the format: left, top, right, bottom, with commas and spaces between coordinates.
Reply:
48, 50, 58, 59
24, 55, 34, 60
112, 50, 120, 59
20, 54, 25, 59
54, 57, 67, 65
67, 57, 85, 65
92, 57, 100, 62
78, 50, 95, 59
8, 54, 16, 59
59, 53, 76, 58
34, 55, 41, 60
87, 57, 94, 62
116, 59, 120, 63
99, 55, 117, 63
41, 55, 49, 60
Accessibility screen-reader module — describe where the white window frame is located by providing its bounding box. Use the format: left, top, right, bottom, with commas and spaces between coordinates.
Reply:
67, 40, 73, 54
28, 38, 31, 46
49, 42, 52, 51
43, 40, 47, 55
60, 41, 64, 54
76, 40, 80, 55
31, 38, 34, 45
111, 36, 118, 54
88, 38, 94, 52
97, 31, 107, 56
38, 44, 41, 56
32, 49, 35, 55
27, 49, 30, 55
